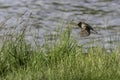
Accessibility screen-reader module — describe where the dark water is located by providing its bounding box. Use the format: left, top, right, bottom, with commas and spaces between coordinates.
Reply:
0, 0, 119, 51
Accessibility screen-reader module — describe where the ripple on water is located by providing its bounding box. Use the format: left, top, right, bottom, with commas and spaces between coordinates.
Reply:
0, 0, 119, 50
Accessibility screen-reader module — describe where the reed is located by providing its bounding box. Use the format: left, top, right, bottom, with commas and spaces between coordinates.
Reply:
0, 22, 120, 80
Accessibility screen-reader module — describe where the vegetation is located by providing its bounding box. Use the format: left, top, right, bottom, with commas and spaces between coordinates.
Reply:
0, 23, 120, 80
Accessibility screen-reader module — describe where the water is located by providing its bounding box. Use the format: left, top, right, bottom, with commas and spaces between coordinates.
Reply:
0, 0, 119, 50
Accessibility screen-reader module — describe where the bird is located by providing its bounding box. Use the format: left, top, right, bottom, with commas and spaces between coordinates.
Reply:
78, 22, 97, 37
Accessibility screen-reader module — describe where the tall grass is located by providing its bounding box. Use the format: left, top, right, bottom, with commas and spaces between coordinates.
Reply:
0, 23, 120, 80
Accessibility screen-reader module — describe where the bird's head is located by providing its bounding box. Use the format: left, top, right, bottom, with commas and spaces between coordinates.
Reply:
78, 22, 87, 30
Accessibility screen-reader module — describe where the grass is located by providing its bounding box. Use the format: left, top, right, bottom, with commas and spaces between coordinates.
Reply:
0, 23, 120, 80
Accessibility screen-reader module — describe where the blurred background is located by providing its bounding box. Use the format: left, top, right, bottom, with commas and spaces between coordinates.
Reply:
0, 0, 119, 51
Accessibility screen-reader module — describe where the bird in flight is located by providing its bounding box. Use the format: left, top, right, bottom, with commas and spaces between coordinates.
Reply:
78, 22, 97, 37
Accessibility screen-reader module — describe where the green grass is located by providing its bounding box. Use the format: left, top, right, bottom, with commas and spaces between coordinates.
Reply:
0, 25, 120, 80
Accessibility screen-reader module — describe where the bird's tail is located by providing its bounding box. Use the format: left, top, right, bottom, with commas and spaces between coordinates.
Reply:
90, 26, 98, 34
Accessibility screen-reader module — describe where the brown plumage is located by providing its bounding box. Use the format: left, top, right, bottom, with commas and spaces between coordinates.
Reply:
78, 22, 97, 37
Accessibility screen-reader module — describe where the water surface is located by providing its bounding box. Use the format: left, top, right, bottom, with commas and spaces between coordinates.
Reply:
0, 0, 119, 51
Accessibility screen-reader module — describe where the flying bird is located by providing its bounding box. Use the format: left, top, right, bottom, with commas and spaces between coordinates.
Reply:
78, 22, 97, 37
